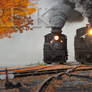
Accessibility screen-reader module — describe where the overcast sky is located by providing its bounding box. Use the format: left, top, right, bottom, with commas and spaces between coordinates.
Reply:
0, 0, 88, 66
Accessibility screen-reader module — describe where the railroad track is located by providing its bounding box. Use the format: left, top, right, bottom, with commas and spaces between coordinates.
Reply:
36, 65, 92, 92
1, 63, 92, 78
0, 63, 92, 92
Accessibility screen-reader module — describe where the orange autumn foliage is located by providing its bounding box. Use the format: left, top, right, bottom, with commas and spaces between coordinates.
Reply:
0, 0, 37, 38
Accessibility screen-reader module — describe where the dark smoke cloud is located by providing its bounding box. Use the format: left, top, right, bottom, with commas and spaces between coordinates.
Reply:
49, 0, 74, 28
49, 0, 92, 28
67, 10, 84, 22
77, 0, 92, 25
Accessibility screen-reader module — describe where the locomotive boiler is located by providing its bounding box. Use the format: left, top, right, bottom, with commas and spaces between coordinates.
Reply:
74, 25, 92, 64
43, 29, 68, 64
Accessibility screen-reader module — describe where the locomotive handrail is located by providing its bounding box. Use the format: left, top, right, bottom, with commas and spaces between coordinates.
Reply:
80, 33, 88, 39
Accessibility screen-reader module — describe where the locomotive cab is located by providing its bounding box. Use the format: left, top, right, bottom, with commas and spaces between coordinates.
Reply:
43, 32, 68, 64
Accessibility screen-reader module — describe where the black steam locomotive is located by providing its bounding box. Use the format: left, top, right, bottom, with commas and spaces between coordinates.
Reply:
43, 31, 68, 64
74, 26, 92, 64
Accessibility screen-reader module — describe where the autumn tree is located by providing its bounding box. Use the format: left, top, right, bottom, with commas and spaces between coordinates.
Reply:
0, 0, 37, 38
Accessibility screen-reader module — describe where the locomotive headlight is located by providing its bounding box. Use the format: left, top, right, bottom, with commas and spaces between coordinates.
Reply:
88, 29, 92, 35
54, 35, 59, 41
61, 40, 63, 43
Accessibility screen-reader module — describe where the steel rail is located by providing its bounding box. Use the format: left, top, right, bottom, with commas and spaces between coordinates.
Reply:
36, 65, 80, 92
36, 65, 92, 92
14, 65, 92, 78
0, 65, 53, 73
3, 65, 92, 78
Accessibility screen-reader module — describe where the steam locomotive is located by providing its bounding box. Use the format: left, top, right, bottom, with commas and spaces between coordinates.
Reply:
74, 26, 92, 64
43, 31, 68, 64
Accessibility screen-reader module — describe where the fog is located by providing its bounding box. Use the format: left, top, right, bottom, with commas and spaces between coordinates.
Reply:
0, 0, 88, 66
